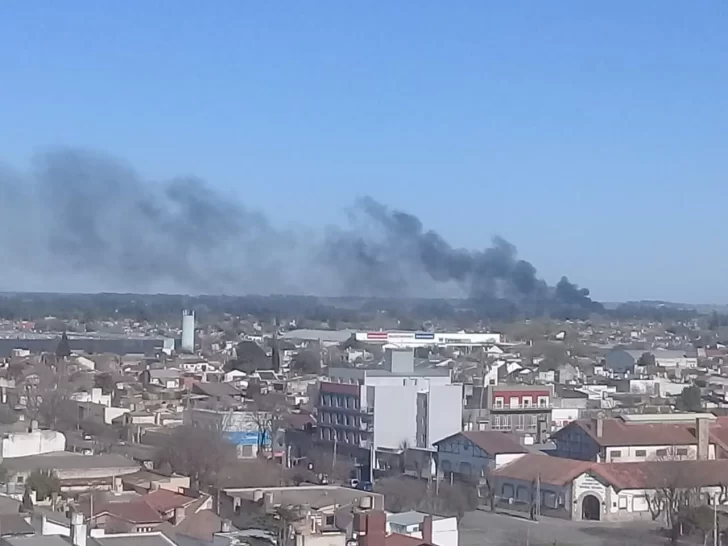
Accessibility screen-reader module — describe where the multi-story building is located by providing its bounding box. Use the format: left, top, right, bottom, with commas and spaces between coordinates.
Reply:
479, 384, 553, 436
317, 346, 462, 475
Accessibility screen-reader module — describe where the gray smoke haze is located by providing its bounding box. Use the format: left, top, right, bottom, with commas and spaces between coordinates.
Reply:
0, 149, 598, 311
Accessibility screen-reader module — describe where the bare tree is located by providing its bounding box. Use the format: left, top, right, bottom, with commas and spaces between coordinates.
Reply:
155, 424, 236, 489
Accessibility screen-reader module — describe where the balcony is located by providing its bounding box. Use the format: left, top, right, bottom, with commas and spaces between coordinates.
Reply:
491, 403, 551, 412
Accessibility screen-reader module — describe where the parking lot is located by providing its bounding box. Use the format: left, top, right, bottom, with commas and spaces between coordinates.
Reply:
459, 509, 667, 546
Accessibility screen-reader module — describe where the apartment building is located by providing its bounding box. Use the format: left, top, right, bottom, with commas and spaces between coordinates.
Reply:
318, 346, 462, 473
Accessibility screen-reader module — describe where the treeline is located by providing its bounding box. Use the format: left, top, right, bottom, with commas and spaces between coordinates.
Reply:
0, 292, 713, 326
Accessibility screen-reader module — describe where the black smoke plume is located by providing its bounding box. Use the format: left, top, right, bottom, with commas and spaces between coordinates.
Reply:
0, 149, 601, 316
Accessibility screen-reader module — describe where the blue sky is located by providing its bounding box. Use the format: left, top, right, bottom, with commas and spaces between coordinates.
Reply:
1, 1, 726, 303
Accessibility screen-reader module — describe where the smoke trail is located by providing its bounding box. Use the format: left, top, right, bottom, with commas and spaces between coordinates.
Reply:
0, 149, 600, 314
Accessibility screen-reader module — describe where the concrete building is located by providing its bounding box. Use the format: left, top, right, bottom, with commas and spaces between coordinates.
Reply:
354, 331, 502, 348
471, 384, 552, 437
319, 347, 462, 473
491, 454, 728, 522
551, 414, 718, 462
386, 511, 457, 546
1, 427, 66, 459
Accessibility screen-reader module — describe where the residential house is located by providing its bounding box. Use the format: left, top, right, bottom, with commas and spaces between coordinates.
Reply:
386, 511, 457, 546
434, 431, 527, 484
551, 414, 717, 462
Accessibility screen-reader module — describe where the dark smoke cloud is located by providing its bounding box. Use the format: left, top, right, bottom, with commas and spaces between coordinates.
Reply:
0, 149, 600, 315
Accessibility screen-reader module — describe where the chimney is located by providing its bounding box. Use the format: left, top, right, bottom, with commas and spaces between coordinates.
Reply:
29, 420, 38, 433
354, 511, 387, 546
221, 519, 232, 533
174, 506, 186, 524
421, 515, 433, 544
596, 417, 603, 438
70, 512, 87, 546
697, 417, 710, 460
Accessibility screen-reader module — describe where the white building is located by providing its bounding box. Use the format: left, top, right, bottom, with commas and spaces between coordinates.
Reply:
386, 511, 458, 546
319, 347, 462, 470
354, 331, 503, 348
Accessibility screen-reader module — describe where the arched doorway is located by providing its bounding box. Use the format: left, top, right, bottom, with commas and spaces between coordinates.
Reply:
582, 494, 601, 521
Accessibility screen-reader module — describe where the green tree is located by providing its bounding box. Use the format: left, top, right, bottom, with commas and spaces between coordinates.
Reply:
27, 469, 60, 501
55, 332, 71, 359
637, 352, 656, 367
678, 385, 703, 412
291, 350, 321, 374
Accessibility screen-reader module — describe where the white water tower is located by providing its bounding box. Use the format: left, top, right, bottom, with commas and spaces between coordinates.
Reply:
181, 310, 195, 353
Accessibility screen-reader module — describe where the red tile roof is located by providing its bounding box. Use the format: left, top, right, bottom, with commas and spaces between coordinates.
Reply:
557, 419, 701, 447
492, 454, 593, 486
593, 459, 728, 491
144, 489, 196, 513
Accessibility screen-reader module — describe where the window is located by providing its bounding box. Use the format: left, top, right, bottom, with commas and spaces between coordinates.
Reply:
522, 397, 532, 408
538, 396, 548, 407
325, 515, 335, 526
509, 397, 520, 409
618, 496, 628, 509
676, 448, 689, 456
611, 450, 622, 460
15, 476, 23, 484
635, 449, 647, 457
502, 484, 515, 499
656, 449, 668, 457
494, 397, 504, 408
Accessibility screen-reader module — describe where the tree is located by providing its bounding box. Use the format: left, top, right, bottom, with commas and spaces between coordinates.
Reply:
291, 350, 321, 374
637, 352, 656, 368
154, 425, 236, 489
249, 393, 287, 457
20, 487, 33, 512
228, 341, 270, 373
27, 469, 60, 501
645, 461, 703, 544
678, 385, 703, 412
56, 332, 71, 359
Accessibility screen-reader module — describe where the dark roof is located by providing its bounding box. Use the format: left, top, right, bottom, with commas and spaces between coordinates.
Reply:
143, 489, 196, 513
191, 382, 241, 399
0, 514, 35, 536
492, 454, 593, 486
435, 431, 527, 455
174, 509, 230, 541
554, 419, 701, 447
95, 500, 163, 524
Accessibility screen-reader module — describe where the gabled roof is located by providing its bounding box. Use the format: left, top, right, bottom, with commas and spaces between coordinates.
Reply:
491, 454, 593, 486
435, 431, 527, 455
552, 419, 701, 447
593, 459, 728, 491
95, 500, 163, 524
143, 489, 196, 513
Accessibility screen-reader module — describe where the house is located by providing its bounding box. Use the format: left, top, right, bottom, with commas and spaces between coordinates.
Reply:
434, 431, 527, 483
386, 511, 457, 546
551, 414, 716, 462
92, 500, 163, 534
491, 454, 728, 522
1, 452, 139, 495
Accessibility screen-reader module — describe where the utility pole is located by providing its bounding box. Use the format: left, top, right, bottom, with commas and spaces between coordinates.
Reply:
714, 492, 719, 546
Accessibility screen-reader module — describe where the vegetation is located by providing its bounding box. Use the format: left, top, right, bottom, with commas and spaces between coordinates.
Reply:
677, 385, 703, 412
154, 425, 236, 489
27, 469, 60, 501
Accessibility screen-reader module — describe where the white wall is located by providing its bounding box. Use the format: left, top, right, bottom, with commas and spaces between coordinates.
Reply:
603, 444, 715, 463
552, 408, 580, 430
426, 386, 462, 448
494, 453, 525, 468
1, 431, 66, 458
373, 385, 418, 449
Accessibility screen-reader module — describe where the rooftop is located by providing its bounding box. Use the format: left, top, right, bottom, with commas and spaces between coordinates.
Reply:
434, 431, 527, 455
2, 452, 139, 474
492, 453, 593, 486
223, 485, 381, 511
